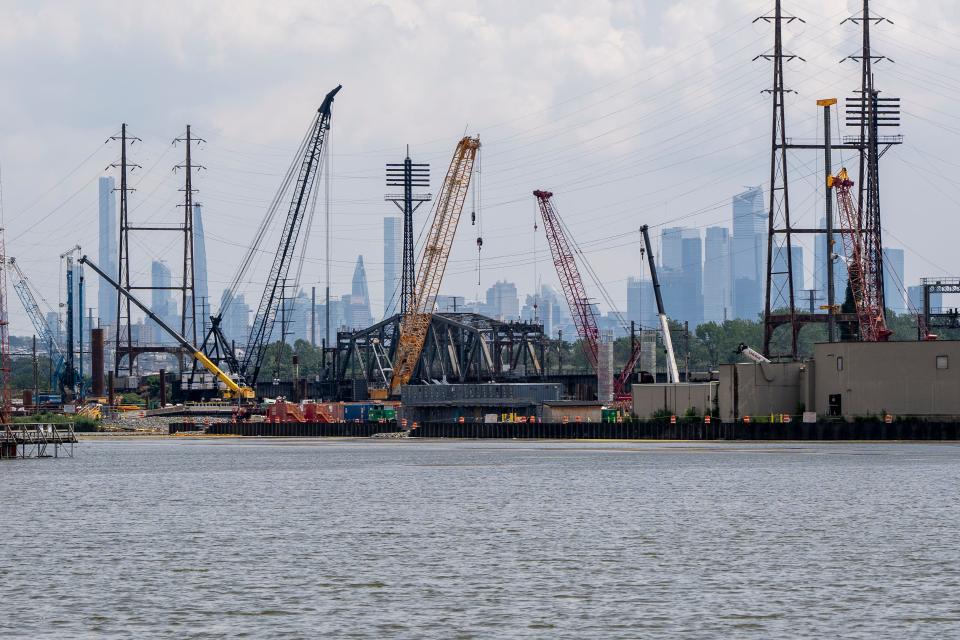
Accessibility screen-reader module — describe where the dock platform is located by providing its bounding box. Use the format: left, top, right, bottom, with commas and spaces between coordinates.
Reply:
1, 424, 78, 459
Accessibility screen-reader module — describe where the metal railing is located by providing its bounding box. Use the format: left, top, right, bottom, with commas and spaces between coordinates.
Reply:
1, 423, 77, 459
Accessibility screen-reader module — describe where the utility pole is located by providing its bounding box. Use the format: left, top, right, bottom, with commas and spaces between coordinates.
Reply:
78, 268, 84, 399
32, 335, 38, 406
756, 0, 805, 358
819, 97, 838, 342
557, 328, 563, 374
110, 124, 141, 377
386, 146, 431, 315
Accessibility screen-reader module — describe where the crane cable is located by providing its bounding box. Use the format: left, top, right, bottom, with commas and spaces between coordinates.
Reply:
474, 147, 483, 287
218, 115, 315, 318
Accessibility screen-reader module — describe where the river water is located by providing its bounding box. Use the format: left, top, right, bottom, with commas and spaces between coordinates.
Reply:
2, 439, 959, 638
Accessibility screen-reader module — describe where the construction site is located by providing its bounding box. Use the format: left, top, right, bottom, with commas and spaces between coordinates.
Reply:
3, 0, 960, 451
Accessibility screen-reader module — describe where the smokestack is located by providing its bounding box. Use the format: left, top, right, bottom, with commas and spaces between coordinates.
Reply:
159, 368, 166, 408
91, 328, 105, 397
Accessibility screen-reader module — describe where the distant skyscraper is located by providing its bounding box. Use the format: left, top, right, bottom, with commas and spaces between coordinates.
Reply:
151, 261, 178, 343
627, 277, 657, 330
220, 290, 251, 347
45, 311, 61, 346
883, 247, 906, 314
814, 216, 828, 306
908, 285, 942, 314
349, 256, 373, 328
383, 216, 402, 318
520, 285, 565, 336
283, 288, 312, 343
486, 280, 519, 320
703, 227, 731, 323
97, 176, 117, 327
660, 227, 684, 270
192, 203, 210, 336
659, 227, 703, 327
732, 186, 765, 320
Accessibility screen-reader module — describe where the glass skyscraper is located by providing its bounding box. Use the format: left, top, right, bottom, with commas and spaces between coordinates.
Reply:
731, 186, 765, 320
150, 261, 178, 344
883, 247, 906, 314
383, 216, 402, 318
192, 203, 210, 336
660, 227, 703, 327
97, 176, 117, 327
703, 227, 731, 323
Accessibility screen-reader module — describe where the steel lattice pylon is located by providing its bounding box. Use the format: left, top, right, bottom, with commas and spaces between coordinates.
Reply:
390, 136, 480, 394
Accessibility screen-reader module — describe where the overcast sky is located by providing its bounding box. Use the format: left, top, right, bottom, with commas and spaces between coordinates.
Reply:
1, 0, 959, 334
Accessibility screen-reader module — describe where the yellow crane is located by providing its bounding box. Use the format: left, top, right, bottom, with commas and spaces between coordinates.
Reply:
389, 136, 480, 395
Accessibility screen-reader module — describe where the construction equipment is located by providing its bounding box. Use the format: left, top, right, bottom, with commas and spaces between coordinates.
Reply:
198, 85, 341, 386
828, 168, 891, 341
533, 190, 644, 397
390, 136, 481, 395
265, 398, 305, 423
736, 343, 771, 364
80, 255, 255, 400
6, 257, 73, 394
640, 225, 681, 383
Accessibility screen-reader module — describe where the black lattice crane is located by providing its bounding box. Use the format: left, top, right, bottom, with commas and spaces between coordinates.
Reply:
200, 85, 341, 386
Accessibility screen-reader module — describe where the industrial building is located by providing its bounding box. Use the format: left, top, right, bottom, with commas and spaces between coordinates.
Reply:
633, 341, 960, 423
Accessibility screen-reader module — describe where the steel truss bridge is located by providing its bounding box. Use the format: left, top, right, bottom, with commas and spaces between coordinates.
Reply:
334, 312, 548, 389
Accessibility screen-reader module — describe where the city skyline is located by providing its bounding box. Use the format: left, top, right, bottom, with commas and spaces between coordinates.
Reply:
2, 1, 958, 339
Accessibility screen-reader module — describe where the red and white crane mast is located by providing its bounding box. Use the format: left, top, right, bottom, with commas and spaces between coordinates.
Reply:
830, 168, 891, 342
534, 190, 643, 398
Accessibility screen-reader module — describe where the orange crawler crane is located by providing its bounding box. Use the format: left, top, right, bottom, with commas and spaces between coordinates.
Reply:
829, 168, 891, 341
390, 136, 481, 395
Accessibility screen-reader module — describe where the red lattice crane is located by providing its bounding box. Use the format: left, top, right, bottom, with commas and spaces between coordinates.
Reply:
534, 190, 641, 399
830, 168, 891, 342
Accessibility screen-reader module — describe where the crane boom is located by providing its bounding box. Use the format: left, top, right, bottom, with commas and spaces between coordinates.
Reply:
829, 168, 890, 342
390, 136, 480, 394
6, 257, 69, 391
535, 190, 643, 397
640, 225, 680, 383
534, 190, 599, 369
239, 84, 341, 384
80, 255, 254, 400
6, 258, 64, 360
